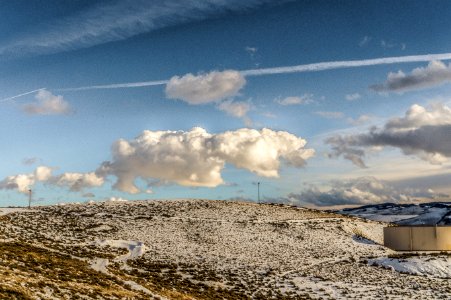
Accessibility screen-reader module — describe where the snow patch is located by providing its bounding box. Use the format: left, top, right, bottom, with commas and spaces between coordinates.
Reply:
105, 197, 128, 202
358, 214, 418, 223
95, 239, 146, 261
0, 208, 33, 216
87, 224, 113, 232
368, 256, 451, 278
90, 258, 109, 274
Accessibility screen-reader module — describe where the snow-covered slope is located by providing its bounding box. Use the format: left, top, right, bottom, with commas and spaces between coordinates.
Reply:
336, 202, 451, 225
0, 200, 450, 299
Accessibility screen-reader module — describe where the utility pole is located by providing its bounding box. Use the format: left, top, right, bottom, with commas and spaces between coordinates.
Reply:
28, 189, 32, 209
257, 182, 260, 203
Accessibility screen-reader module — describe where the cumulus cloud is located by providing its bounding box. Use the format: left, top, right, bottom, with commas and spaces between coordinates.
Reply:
50, 172, 104, 191
34, 166, 53, 181
0, 174, 35, 193
217, 100, 251, 118
275, 94, 314, 106
165, 70, 246, 104
1, 128, 315, 195
345, 93, 361, 101
371, 60, 451, 92
22, 90, 72, 115
326, 103, 451, 167
98, 127, 315, 193
287, 177, 445, 206
0, 166, 103, 194
315, 111, 345, 119
217, 100, 253, 126
0, 166, 53, 193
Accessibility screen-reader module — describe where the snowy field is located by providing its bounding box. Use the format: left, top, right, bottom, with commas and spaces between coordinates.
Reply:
0, 199, 450, 299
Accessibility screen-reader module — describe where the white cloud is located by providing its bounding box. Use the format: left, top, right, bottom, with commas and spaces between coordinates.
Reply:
165, 70, 246, 104
371, 60, 451, 92
0, 166, 103, 194
50, 172, 104, 191
326, 103, 451, 167
315, 111, 345, 119
22, 90, 72, 115
99, 127, 315, 193
275, 94, 314, 106
345, 93, 361, 101
34, 166, 53, 181
386, 103, 451, 129
0, 165, 53, 193
217, 100, 251, 118
0, 174, 35, 194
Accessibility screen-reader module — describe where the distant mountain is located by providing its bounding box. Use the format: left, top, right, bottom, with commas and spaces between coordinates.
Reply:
335, 202, 451, 225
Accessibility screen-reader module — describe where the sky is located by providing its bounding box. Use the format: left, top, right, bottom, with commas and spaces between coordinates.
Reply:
1, 0, 451, 207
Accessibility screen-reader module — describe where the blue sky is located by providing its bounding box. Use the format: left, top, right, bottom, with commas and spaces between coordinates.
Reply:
1, 0, 451, 207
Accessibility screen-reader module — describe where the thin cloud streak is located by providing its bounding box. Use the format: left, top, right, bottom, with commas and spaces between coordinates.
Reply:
1, 0, 286, 58
5, 53, 451, 100
60, 53, 451, 91
240, 53, 451, 76
57, 80, 168, 92
0, 88, 46, 103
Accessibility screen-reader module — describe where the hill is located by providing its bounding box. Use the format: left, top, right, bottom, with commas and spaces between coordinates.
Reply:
0, 199, 450, 299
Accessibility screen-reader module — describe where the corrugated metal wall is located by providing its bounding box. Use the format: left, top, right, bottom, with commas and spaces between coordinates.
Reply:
384, 226, 451, 251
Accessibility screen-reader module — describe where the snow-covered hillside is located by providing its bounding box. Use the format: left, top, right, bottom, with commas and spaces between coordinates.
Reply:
336, 202, 451, 225
0, 199, 450, 299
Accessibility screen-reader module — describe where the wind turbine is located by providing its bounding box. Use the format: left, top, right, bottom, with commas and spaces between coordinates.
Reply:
28, 188, 32, 209
257, 182, 260, 203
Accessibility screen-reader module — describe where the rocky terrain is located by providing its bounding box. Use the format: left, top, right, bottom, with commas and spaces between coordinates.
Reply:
0, 199, 450, 299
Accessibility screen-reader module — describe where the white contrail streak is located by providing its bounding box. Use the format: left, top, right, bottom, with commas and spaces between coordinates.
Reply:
57, 80, 168, 91
240, 52, 451, 76
57, 52, 451, 91
0, 88, 46, 103
4, 53, 451, 100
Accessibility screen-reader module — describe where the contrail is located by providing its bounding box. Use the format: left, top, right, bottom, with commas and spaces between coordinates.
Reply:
240, 52, 451, 76
0, 88, 46, 103
5, 53, 451, 99
58, 52, 451, 91
57, 80, 168, 91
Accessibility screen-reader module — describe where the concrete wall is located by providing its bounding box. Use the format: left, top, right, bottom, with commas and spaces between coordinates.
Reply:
384, 226, 451, 251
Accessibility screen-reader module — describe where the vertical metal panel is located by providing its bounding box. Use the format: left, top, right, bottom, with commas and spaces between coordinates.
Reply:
384, 227, 411, 251
383, 226, 451, 251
